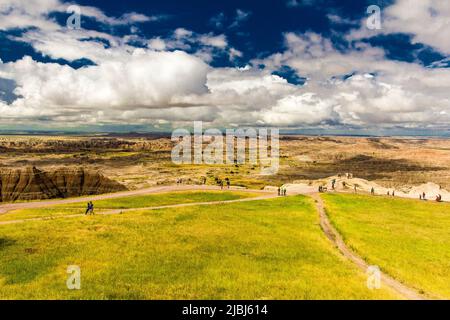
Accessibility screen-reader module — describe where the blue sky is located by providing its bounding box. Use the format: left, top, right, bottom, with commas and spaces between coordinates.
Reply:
0, 0, 449, 134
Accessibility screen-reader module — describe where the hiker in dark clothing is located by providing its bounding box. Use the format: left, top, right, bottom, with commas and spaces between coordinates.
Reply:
85, 202, 94, 215
278, 187, 281, 196
423, 192, 426, 200
371, 187, 375, 195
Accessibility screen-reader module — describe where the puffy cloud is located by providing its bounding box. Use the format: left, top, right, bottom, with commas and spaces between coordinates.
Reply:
12, 28, 128, 63
251, 30, 450, 128
0, 50, 209, 120
261, 93, 338, 126
255, 32, 386, 80
228, 48, 243, 61
0, 0, 61, 31
348, 0, 450, 55
0, 0, 156, 32
0, 0, 449, 132
148, 38, 167, 51
198, 34, 227, 49
147, 28, 229, 62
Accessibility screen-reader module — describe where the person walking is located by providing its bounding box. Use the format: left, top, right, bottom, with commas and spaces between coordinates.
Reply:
278, 187, 281, 196
89, 201, 94, 215
85, 202, 91, 215
371, 187, 375, 195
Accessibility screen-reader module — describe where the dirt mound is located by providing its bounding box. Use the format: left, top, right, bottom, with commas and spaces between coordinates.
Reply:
286, 176, 450, 202
0, 167, 127, 202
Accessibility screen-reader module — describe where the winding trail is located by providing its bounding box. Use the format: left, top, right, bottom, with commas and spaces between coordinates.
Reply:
0, 185, 276, 225
310, 192, 429, 300
0, 184, 434, 299
0, 185, 272, 215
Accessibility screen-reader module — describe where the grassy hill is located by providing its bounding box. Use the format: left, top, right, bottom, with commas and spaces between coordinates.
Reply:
0, 194, 397, 299
0, 191, 259, 222
322, 193, 450, 299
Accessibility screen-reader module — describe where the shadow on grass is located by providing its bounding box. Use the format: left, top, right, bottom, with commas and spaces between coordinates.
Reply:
0, 238, 16, 250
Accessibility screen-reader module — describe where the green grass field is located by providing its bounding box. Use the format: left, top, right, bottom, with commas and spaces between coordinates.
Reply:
0, 195, 398, 299
322, 193, 450, 299
0, 191, 258, 222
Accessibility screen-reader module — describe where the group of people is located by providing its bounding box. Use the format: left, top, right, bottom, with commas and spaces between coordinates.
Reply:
419, 192, 443, 202
85, 201, 94, 215
217, 178, 231, 189
331, 179, 336, 190
278, 187, 287, 196
177, 177, 209, 185
337, 173, 353, 179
